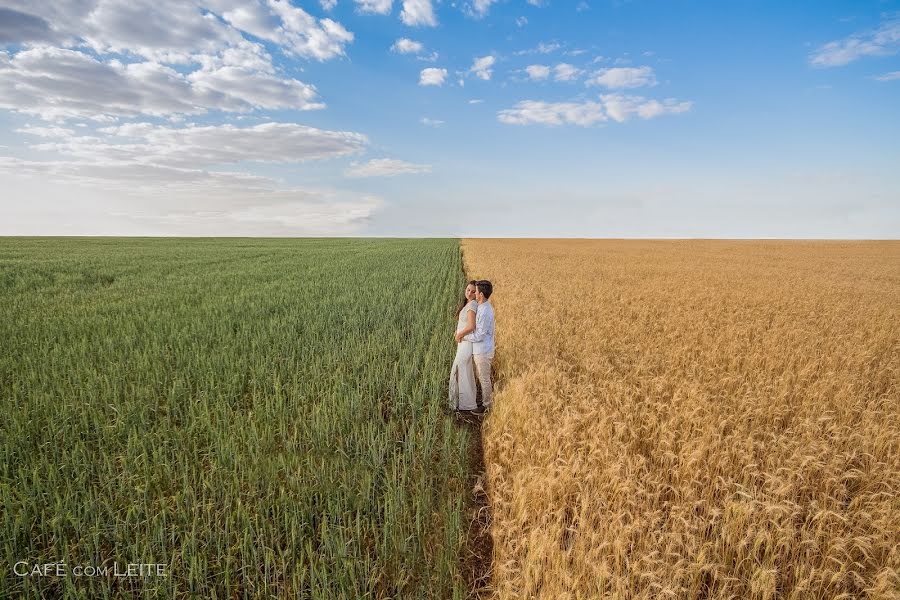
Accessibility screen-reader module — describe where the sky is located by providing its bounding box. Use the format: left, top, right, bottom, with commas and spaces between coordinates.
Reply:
0, 0, 898, 238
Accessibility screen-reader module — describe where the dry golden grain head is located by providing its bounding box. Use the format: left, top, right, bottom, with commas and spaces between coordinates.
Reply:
466, 239, 900, 600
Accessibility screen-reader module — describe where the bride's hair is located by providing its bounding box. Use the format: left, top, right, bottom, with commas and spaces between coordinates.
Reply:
455, 280, 477, 316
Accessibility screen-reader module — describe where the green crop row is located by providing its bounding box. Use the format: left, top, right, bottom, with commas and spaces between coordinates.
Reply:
1, 238, 474, 599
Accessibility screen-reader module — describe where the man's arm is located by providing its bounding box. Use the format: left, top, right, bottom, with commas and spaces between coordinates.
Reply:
464, 307, 487, 342
455, 308, 476, 342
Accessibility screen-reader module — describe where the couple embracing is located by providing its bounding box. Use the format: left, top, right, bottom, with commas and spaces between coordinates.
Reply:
449, 280, 495, 414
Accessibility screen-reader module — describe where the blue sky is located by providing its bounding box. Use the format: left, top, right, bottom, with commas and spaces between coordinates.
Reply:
0, 0, 898, 237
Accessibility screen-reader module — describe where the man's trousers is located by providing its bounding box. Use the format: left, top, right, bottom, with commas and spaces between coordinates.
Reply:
473, 351, 494, 408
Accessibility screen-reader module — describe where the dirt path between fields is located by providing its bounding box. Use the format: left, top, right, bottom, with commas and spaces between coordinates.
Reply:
454, 407, 493, 599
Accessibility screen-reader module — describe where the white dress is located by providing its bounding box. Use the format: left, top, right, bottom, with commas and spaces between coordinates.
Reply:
449, 300, 478, 410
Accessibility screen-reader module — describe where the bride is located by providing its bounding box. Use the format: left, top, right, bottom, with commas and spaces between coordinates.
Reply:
449, 280, 478, 411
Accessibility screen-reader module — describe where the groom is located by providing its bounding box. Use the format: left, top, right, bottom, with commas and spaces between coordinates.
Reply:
464, 280, 494, 412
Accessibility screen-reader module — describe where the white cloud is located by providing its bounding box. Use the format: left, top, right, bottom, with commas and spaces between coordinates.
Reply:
586, 66, 656, 89
0, 47, 324, 121
401, 0, 436, 26
467, 0, 498, 18
419, 67, 447, 86
0, 2, 399, 236
391, 37, 424, 53
0, 6, 59, 44
468, 98, 484, 104
264, 1, 354, 61
514, 41, 561, 56
600, 94, 692, 122
537, 42, 561, 54
525, 64, 550, 80
497, 94, 692, 126
192, 39, 276, 73
15, 125, 75, 138
354, 0, 393, 15
875, 70, 900, 81
810, 16, 900, 67
516, 16, 528, 27
0, 156, 272, 191
0, 157, 383, 235
498, 100, 606, 126
469, 55, 496, 80
63, 0, 242, 63
22, 122, 368, 167
222, 195, 381, 233
0, 2, 360, 122
2, 118, 377, 234
420, 117, 444, 126
344, 158, 432, 177
3, 0, 354, 64
553, 63, 581, 81
188, 64, 325, 111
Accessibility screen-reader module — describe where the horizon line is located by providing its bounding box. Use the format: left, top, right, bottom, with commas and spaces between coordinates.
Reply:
1, 236, 899, 242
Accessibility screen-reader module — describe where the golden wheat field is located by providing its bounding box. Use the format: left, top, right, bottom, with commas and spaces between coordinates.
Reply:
463, 240, 900, 600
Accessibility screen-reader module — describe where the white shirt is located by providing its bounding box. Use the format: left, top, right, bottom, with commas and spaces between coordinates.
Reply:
464, 301, 495, 355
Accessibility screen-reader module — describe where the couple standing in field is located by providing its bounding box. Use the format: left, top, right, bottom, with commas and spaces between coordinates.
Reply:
449, 280, 495, 414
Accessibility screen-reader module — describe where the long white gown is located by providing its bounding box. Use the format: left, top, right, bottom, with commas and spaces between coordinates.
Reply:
449, 300, 478, 410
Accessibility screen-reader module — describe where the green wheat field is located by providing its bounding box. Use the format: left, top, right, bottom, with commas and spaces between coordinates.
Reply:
1, 238, 474, 599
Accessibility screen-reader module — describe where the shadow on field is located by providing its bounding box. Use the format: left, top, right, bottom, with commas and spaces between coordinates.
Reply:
452, 401, 493, 598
